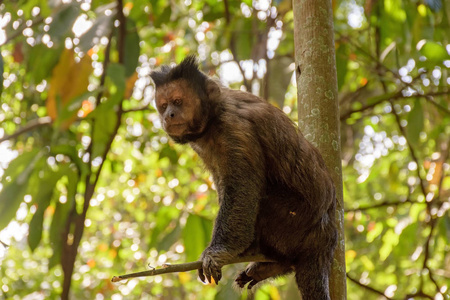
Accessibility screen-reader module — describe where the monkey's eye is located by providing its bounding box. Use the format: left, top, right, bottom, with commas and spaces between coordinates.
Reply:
173, 98, 182, 106
161, 103, 168, 111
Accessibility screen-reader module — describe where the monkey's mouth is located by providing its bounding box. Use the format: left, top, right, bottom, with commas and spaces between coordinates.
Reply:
165, 123, 186, 135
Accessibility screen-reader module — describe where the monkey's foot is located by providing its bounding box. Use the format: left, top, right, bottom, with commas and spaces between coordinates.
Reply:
235, 270, 260, 289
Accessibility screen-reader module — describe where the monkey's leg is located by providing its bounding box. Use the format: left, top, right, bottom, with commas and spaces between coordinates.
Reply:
235, 262, 293, 289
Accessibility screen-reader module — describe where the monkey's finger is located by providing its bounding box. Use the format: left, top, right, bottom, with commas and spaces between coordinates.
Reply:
248, 279, 259, 289
198, 268, 206, 283
212, 269, 221, 285
203, 266, 212, 284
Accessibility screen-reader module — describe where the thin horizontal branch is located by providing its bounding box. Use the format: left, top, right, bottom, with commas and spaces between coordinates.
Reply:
345, 199, 418, 212
122, 106, 152, 113
340, 91, 450, 121
0, 116, 52, 143
347, 273, 392, 300
111, 254, 271, 282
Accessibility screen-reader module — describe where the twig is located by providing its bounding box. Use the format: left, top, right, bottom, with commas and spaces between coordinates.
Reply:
0, 116, 52, 143
340, 91, 450, 120
345, 199, 417, 212
111, 255, 271, 282
347, 273, 392, 299
122, 106, 152, 113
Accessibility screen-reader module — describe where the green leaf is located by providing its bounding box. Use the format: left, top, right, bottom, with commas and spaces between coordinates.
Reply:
124, 19, 141, 78
49, 169, 78, 269
0, 149, 44, 231
28, 201, 47, 252
28, 165, 74, 252
91, 63, 125, 158
149, 206, 179, 248
419, 41, 450, 62
27, 43, 64, 84
406, 100, 424, 147
366, 222, 383, 243
182, 214, 213, 262
379, 229, 399, 261
154, 5, 172, 28
159, 145, 179, 164
157, 222, 181, 251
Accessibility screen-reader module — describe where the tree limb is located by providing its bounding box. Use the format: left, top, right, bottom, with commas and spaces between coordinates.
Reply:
345, 199, 418, 213
0, 116, 52, 143
111, 255, 271, 282
340, 91, 450, 121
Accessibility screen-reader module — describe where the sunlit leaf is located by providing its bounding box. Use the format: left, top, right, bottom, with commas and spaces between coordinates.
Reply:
366, 222, 383, 243
419, 41, 450, 62
379, 229, 399, 261
182, 214, 212, 262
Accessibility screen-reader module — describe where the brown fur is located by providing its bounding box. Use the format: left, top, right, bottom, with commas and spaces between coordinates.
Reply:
151, 56, 337, 300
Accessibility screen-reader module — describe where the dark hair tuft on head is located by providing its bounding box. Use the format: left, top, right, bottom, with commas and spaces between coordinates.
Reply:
150, 55, 208, 97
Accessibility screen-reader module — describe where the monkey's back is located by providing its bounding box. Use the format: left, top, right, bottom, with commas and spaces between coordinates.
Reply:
221, 89, 337, 262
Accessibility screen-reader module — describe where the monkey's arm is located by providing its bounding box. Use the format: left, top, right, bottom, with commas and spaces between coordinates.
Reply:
199, 128, 266, 284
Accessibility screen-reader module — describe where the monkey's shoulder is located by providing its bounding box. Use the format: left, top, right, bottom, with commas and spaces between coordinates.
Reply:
219, 89, 286, 124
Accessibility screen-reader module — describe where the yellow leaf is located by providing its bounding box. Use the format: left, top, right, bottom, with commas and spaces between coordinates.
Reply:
178, 272, 191, 284
47, 49, 92, 128
269, 286, 281, 300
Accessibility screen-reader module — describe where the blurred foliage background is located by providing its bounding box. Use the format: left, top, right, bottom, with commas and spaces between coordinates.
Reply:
0, 0, 449, 299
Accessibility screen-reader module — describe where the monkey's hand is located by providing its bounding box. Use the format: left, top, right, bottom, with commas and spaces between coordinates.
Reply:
198, 246, 233, 285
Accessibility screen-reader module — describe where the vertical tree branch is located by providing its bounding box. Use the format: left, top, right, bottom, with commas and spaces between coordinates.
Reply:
293, 1, 346, 299
60, 1, 127, 298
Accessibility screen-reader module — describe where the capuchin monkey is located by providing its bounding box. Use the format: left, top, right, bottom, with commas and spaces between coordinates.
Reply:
150, 56, 337, 300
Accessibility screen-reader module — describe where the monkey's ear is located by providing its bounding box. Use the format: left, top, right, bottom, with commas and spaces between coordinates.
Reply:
205, 79, 221, 100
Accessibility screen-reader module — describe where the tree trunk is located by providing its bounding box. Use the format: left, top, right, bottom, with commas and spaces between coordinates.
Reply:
292, 1, 347, 300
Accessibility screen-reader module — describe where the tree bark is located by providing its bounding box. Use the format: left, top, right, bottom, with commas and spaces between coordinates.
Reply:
292, 1, 347, 299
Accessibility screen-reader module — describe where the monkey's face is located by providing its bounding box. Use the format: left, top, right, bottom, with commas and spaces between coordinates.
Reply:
155, 79, 204, 141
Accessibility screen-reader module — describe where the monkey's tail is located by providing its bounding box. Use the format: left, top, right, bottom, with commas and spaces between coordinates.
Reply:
294, 258, 331, 300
